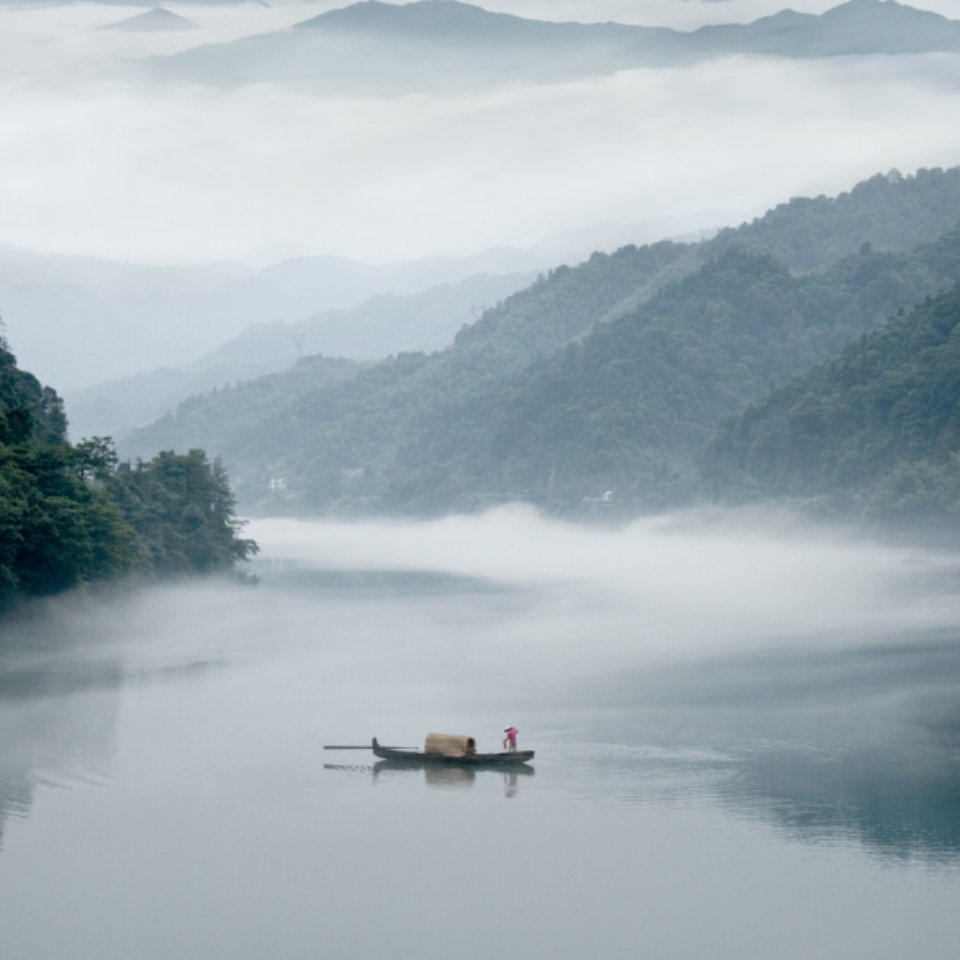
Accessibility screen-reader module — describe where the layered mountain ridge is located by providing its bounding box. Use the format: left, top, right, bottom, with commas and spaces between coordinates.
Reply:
119, 166, 960, 532
144, 0, 960, 95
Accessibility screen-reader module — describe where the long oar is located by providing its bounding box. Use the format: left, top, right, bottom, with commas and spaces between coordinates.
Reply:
323, 743, 413, 750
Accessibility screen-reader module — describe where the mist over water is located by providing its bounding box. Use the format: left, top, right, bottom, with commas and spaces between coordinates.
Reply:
252, 507, 960, 662
2, 511, 959, 958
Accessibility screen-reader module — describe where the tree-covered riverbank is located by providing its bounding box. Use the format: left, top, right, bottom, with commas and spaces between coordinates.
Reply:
1, 337, 256, 614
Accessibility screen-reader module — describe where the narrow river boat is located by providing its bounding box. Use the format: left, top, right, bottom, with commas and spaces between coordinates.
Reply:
372, 735, 534, 766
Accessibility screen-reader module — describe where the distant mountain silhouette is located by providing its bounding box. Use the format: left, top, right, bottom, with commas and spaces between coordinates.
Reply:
145, 0, 960, 94
294, 0, 671, 47
0, 242, 540, 393
103, 8, 195, 32
63, 269, 535, 441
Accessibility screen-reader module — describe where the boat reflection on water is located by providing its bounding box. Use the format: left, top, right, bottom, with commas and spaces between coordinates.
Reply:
375, 759, 535, 797
377, 759, 476, 787
323, 761, 534, 797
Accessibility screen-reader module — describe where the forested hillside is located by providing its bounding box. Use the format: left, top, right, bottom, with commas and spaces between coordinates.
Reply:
122, 355, 362, 489
64, 270, 533, 443
711, 167, 960, 271
121, 167, 960, 521
122, 240, 694, 501
703, 284, 960, 535
391, 236, 960, 514
0, 338, 256, 614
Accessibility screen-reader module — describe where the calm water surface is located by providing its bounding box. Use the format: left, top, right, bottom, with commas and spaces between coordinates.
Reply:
2, 513, 959, 959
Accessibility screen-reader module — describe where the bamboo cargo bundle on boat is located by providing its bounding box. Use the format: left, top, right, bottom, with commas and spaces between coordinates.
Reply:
424, 733, 476, 758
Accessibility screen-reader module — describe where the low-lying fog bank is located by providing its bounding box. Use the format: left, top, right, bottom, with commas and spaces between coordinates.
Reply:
4, 505, 957, 694
248, 505, 960, 661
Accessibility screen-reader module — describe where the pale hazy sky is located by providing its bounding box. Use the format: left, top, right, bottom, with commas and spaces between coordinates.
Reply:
0, 0, 958, 266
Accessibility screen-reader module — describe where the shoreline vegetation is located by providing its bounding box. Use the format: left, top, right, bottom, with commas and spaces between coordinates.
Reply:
1, 337, 257, 616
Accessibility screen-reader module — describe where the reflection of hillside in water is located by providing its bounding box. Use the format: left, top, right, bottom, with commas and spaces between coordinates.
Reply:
593, 633, 960, 863
0, 600, 221, 851
0, 632, 232, 849
0, 664, 122, 851
725, 743, 960, 862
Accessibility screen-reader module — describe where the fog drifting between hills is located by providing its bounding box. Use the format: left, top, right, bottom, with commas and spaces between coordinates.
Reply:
1, 2, 959, 268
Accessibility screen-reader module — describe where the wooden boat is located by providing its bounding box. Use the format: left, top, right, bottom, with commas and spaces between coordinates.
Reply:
372, 736, 534, 766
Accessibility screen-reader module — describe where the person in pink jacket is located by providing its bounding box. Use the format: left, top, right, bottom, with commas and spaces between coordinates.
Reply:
502, 725, 519, 752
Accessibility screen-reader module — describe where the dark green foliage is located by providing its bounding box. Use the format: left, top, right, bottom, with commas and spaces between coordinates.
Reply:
0, 339, 68, 445
109, 450, 257, 575
0, 441, 137, 609
703, 284, 960, 534
0, 343, 256, 614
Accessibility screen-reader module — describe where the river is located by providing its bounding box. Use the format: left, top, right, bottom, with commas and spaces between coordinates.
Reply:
1, 508, 959, 959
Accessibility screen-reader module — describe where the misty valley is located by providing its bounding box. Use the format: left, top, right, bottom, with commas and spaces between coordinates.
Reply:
2, 515, 960, 959
3, 0, 960, 958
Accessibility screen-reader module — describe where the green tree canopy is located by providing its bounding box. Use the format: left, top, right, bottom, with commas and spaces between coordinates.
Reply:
0, 342, 256, 615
